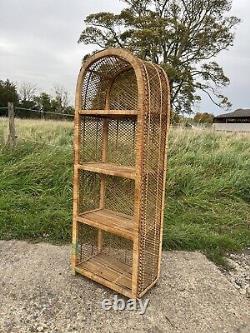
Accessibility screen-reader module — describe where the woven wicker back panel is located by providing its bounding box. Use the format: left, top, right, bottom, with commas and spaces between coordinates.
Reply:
77, 223, 133, 266
81, 56, 137, 110
80, 116, 136, 166
78, 170, 135, 216
109, 69, 138, 110
137, 63, 169, 295
105, 176, 135, 216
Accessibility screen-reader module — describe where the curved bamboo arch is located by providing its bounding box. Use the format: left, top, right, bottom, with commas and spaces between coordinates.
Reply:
75, 48, 146, 115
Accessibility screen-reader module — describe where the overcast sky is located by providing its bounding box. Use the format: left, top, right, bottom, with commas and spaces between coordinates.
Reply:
0, 0, 249, 115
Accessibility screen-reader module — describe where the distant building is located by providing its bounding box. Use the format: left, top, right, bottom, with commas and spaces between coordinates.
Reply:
213, 109, 250, 132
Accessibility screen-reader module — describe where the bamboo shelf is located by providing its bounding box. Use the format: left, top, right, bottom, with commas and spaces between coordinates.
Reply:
77, 209, 135, 240
75, 253, 132, 298
72, 48, 170, 298
76, 163, 136, 179
79, 110, 137, 117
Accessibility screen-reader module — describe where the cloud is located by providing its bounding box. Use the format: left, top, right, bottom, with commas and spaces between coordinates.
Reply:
198, 0, 250, 113
0, 0, 123, 100
0, 0, 249, 113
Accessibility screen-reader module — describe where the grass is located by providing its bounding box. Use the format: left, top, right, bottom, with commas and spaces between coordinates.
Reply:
0, 118, 249, 266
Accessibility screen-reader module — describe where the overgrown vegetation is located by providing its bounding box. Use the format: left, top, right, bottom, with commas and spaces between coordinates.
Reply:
0, 118, 249, 265
0, 79, 74, 116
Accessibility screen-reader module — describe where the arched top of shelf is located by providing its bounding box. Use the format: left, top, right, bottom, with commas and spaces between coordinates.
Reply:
75, 48, 146, 117
81, 48, 144, 76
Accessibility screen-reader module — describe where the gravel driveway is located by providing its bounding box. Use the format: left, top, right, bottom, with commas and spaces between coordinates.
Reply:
0, 240, 249, 333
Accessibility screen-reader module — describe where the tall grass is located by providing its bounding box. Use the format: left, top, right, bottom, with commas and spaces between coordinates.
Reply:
0, 118, 249, 265
165, 127, 250, 264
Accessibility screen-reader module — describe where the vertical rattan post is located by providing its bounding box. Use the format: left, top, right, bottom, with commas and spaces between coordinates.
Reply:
71, 48, 170, 298
71, 64, 84, 271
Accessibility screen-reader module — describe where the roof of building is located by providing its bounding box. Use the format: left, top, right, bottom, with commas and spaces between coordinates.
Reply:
214, 109, 250, 119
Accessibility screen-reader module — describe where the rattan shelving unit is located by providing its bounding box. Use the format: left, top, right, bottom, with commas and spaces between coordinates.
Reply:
72, 48, 170, 298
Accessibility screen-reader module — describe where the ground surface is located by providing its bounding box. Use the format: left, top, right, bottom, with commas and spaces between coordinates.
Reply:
224, 249, 250, 297
0, 241, 249, 333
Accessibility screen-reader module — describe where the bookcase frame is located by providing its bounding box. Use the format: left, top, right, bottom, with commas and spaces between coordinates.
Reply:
72, 48, 170, 298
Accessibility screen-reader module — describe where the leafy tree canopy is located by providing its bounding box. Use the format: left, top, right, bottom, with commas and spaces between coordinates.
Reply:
0, 79, 19, 107
79, 0, 240, 114
18, 82, 37, 109
0, 79, 74, 116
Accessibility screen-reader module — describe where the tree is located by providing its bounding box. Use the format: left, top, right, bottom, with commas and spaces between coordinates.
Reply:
194, 112, 214, 123
33, 89, 74, 115
51, 86, 70, 113
33, 92, 52, 112
78, 0, 239, 114
18, 82, 37, 109
0, 79, 19, 107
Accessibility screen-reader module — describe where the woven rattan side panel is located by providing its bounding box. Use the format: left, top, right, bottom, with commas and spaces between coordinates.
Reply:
137, 63, 169, 295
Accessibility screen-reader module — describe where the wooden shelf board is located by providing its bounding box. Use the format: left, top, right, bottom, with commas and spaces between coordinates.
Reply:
77, 208, 135, 240
79, 110, 137, 117
77, 162, 136, 179
75, 253, 132, 297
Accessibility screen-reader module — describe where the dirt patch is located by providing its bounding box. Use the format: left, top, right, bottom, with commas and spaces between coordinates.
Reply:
0, 240, 249, 333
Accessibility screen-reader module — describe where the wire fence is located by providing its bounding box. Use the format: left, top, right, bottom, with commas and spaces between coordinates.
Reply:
0, 103, 75, 147
0, 106, 74, 121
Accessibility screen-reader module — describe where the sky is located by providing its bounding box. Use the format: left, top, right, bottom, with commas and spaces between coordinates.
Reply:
0, 0, 249, 115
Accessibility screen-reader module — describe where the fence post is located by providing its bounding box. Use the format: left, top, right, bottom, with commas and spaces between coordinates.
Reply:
7, 102, 16, 146
41, 109, 45, 120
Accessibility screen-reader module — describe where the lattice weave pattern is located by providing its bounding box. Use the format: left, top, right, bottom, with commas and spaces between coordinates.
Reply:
137, 63, 169, 294
80, 116, 136, 166
81, 56, 137, 110
78, 170, 135, 216
77, 224, 133, 266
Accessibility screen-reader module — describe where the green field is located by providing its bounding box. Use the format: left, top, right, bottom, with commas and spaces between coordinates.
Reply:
0, 118, 249, 266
